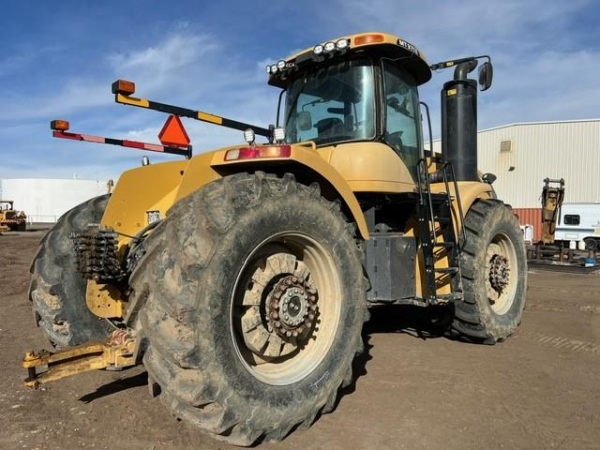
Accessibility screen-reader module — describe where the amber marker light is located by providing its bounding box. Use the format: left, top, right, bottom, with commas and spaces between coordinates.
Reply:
111, 79, 136, 95
353, 34, 385, 46
50, 120, 70, 131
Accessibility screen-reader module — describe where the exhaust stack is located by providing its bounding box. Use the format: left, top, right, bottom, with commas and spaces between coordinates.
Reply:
441, 61, 479, 182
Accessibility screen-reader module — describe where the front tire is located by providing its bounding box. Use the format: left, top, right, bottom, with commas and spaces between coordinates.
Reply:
132, 173, 367, 445
452, 200, 527, 344
29, 195, 113, 347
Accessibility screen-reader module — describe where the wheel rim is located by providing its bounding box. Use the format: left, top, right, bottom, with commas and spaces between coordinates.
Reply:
485, 232, 518, 315
231, 232, 341, 385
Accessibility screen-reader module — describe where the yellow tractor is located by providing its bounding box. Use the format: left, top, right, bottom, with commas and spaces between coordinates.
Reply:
25, 32, 527, 445
0, 200, 27, 231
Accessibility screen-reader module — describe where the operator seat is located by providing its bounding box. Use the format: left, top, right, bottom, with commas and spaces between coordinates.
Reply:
315, 117, 346, 141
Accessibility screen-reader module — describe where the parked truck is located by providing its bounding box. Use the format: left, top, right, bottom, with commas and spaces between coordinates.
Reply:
24, 32, 527, 445
555, 203, 600, 250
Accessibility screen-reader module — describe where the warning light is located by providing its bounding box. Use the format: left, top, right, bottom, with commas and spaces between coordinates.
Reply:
158, 115, 190, 147
50, 120, 70, 131
353, 34, 385, 46
111, 79, 136, 96
225, 145, 291, 161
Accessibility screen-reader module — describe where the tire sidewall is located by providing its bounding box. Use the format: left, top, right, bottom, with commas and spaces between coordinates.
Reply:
178, 183, 364, 420
464, 202, 527, 337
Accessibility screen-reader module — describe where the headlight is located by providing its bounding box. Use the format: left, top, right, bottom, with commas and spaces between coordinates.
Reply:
277, 60, 286, 70
313, 44, 324, 55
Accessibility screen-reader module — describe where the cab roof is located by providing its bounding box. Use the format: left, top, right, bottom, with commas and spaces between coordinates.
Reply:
267, 32, 432, 88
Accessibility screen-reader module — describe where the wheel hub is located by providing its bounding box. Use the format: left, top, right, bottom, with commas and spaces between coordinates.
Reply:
489, 254, 510, 292
267, 275, 317, 338
239, 253, 319, 360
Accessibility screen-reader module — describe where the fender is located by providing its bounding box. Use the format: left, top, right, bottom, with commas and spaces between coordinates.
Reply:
186, 144, 370, 239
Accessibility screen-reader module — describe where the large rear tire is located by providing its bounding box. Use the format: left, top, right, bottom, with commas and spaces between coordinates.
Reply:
29, 195, 113, 347
131, 173, 367, 445
452, 199, 527, 344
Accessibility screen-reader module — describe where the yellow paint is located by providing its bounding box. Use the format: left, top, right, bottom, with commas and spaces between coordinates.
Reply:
23, 336, 137, 388
115, 93, 150, 108
210, 144, 370, 239
86, 280, 123, 318
447, 88, 457, 96
329, 142, 416, 193
197, 111, 223, 125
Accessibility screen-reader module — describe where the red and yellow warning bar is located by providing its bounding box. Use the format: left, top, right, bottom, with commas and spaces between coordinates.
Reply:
50, 120, 192, 158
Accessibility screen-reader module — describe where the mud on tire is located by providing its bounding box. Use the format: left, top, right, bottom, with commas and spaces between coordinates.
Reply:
131, 172, 367, 445
452, 199, 527, 344
29, 195, 113, 347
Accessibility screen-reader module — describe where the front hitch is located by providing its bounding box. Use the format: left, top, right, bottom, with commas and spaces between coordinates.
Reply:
23, 330, 138, 389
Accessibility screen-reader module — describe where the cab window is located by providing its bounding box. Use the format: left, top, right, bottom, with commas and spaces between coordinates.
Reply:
284, 58, 375, 145
382, 61, 422, 178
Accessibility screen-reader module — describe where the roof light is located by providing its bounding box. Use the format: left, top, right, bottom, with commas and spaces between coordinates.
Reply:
50, 120, 70, 131
313, 44, 324, 55
244, 128, 256, 145
270, 64, 278, 74
336, 38, 349, 50
111, 79, 136, 95
266, 65, 272, 74
323, 41, 336, 53
277, 60, 286, 70
224, 145, 291, 161
353, 34, 385, 46
273, 126, 286, 143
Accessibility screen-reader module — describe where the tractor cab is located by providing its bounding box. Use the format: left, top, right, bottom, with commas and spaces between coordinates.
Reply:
268, 33, 431, 183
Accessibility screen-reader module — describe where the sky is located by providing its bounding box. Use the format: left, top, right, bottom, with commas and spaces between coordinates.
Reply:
1, 0, 599, 181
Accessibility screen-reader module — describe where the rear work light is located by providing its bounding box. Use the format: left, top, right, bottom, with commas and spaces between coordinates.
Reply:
225, 145, 291, 161
50, 120, 70, 131
111, 79, 136, 95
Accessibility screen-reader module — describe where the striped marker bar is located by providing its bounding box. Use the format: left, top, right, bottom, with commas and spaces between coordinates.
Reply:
114, 92, 271, 138
52, 130, 192, 159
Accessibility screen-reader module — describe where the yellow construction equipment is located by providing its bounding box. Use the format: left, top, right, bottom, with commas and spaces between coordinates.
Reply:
25, 32, 527, 446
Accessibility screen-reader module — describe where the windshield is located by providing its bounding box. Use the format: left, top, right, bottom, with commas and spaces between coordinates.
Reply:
382, 61, 422, 178
284, 58, 375, 145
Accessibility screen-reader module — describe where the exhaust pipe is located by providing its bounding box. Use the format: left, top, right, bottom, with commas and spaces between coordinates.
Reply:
441, 61, 478, 182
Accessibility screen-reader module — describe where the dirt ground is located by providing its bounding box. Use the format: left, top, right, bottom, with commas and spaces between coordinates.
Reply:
1, 232, 599, 450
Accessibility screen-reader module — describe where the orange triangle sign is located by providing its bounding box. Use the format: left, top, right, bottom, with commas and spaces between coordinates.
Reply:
158, 115, 190, 147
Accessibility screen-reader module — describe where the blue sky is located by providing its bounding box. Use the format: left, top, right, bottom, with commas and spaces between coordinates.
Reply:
1, 0, 599, 180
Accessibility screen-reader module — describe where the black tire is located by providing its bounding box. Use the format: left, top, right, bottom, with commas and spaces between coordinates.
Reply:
452, 199, 527, 344
131, 172, 367, 446
584, 237, 598, 251
29, 195, 113, 347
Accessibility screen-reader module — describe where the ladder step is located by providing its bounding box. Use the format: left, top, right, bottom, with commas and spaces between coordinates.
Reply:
435, 267, 459, 275
438, 292, 463, 302
434, 242, 455, 247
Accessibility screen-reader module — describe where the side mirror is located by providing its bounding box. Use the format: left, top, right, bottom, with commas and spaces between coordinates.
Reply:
482, 172, 497, 185
478, 61, 493, 91
297, 111, 312, 131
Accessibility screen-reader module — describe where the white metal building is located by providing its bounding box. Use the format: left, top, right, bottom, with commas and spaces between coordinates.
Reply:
432, 119, 600, 242
434, 119, 600, 208
0, 179, 111, 223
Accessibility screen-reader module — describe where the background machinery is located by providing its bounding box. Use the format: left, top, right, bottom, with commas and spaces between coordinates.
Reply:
24, 32, 527, 445
0, 200, 27, 231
